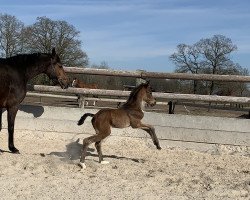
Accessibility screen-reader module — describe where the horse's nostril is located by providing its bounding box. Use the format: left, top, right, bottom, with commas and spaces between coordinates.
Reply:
150, 101, 156, 107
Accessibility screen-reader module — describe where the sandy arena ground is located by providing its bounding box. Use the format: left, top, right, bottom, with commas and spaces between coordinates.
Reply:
0, 129, 249, 200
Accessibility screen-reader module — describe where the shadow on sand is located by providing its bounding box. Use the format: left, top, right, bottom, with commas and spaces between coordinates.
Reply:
1, 105, 44, 118
49, 139, 145, 163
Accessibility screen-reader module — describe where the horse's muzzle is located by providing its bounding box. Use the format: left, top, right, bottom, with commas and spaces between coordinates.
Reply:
58, 78, 69, 89
149, 100, 156, 107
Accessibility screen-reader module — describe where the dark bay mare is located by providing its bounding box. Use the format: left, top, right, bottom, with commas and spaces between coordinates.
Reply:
77, 82, 161, 169
0, 48, 69, 153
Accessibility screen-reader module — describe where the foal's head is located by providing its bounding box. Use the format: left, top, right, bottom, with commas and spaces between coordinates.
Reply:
72, 78, 82, 88
46, 48, 69, 89
72, 78, 77, 87
141, 81, 156, 106
127, 82, 156, 106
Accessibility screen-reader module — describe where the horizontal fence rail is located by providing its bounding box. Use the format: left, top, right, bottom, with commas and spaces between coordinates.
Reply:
26, 92, 78, 100
28, 85, 250, 104
64, 67, 250, 82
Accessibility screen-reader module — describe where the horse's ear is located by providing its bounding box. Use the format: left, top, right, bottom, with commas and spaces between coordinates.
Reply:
52, 48, 56, 57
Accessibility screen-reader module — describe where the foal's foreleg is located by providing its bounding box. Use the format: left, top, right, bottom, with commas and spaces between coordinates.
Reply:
137, 124, 161, 150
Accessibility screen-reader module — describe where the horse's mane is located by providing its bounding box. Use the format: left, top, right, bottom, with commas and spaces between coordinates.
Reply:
124, 83, 147, 105
7, 53, 49, 61
0, 53, 52, 67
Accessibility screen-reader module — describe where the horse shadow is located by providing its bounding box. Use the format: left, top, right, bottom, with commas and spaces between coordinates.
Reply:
48, 139, 145, 163
1, 105, 44, 118
19, 105, 44, 118
49, 139, 94, 161
237, 113, 250, 119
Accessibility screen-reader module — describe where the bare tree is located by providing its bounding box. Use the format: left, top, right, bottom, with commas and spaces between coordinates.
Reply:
169, 44, 203, 93
196, 35, 237, 94
25, 16, 88, 66
91, 61, 110, 69
170, 35, 246, 95
0, 13, 24, 57
220, 63, 249, 96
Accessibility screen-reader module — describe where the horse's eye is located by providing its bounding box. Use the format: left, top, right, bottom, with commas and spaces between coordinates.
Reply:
57, 64, 63, 68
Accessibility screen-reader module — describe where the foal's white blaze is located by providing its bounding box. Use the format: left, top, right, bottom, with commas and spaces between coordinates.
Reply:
141, 101, 146, 113
101, 160, 109, 165
72, 79, 76, 87
79, 162, 86, 169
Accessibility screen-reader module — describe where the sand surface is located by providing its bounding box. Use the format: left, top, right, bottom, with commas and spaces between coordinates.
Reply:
0, 129, 249, 200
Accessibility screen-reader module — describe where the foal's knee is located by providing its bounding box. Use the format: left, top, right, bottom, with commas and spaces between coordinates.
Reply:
82, 138, 92, 147
150, 126, 155, 133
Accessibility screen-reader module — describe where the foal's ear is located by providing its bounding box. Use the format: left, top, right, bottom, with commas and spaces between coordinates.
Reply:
52, 48, 56, 57
145, 80, 150, 86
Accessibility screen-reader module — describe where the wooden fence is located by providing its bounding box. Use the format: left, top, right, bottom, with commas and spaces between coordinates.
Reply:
25, 67, 250, 111
28, 85, 250, 104
64, 67, 250, 82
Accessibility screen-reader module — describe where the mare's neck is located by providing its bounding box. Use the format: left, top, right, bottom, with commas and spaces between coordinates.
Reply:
25, 56, 50, 81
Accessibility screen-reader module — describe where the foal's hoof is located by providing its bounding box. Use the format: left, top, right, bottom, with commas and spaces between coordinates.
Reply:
100, 160, 109, 165
79, 162, 86, 169
157, 146, 162, 150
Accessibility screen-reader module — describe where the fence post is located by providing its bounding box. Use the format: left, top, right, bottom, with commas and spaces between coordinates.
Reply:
168, 101, 176, 114
78, 95, 85, 109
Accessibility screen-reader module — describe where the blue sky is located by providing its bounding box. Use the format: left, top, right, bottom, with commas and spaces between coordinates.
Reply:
1, 0, 250, 72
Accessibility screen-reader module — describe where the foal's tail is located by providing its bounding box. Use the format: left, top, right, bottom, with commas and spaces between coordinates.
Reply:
77, 113, 95, 125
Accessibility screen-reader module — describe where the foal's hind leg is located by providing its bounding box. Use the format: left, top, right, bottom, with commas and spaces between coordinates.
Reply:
95, 141, 109, 164
80, 131, 110, 168
80, 135, 98, 163
95, 141, 103, 163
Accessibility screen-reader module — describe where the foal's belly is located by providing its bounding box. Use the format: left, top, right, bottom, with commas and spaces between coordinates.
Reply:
110, 110, 130, 128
